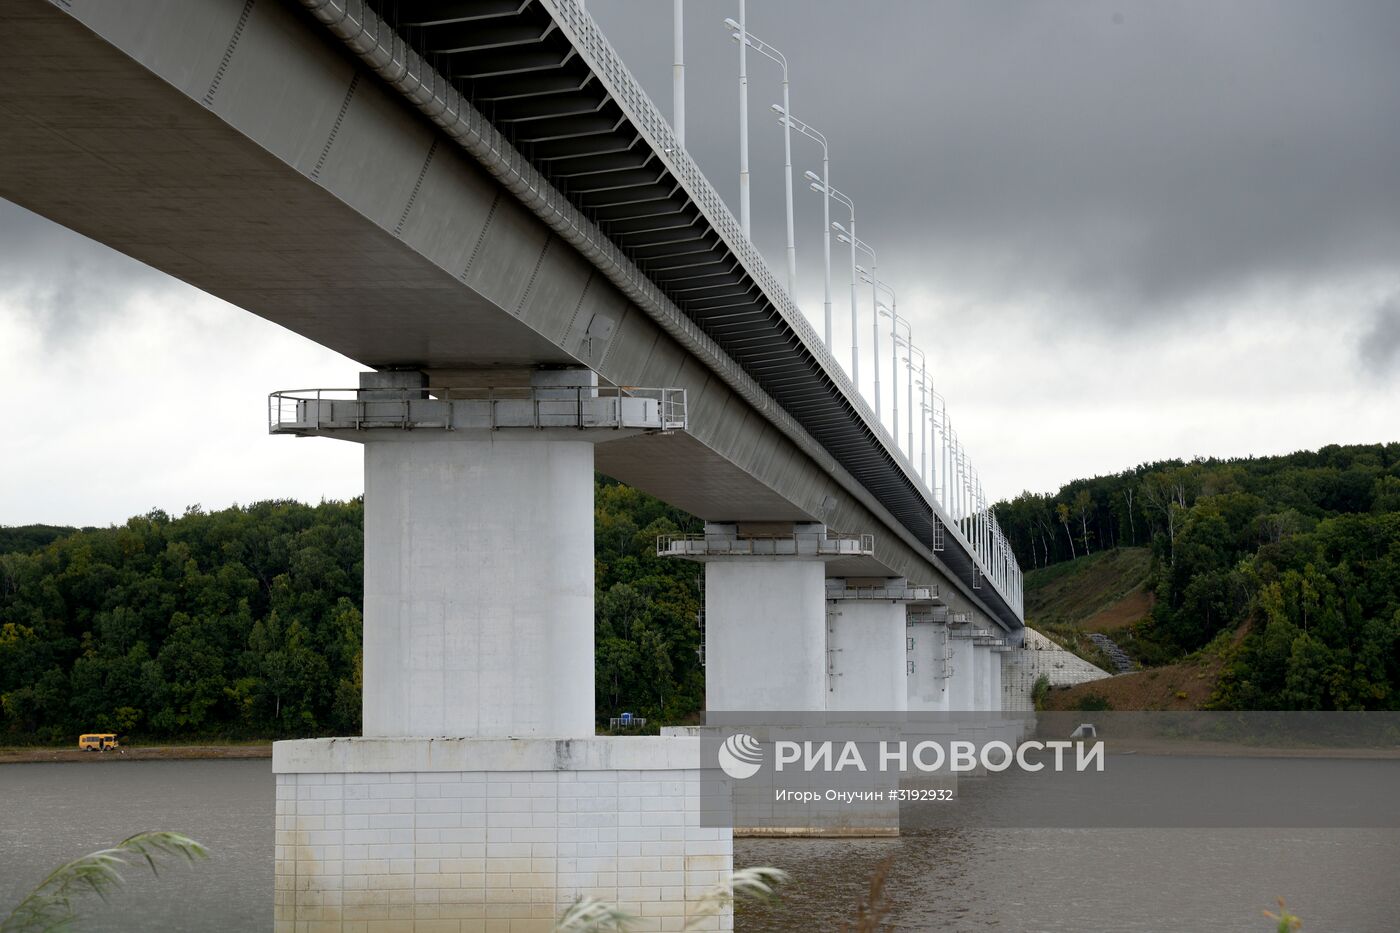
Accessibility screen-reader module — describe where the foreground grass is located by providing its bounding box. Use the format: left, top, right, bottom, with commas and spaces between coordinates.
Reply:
0, 832, 207, 933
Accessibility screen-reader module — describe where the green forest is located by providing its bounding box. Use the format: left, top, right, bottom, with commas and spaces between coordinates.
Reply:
3, 442, 1398, 744
0, 480, 704, 745
994, 443, 1400, 710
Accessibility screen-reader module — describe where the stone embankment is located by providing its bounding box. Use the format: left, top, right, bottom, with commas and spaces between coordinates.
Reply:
1087, 632, 1134, 673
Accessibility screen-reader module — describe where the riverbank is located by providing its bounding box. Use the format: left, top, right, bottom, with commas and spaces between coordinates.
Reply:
0, 744, 272, 764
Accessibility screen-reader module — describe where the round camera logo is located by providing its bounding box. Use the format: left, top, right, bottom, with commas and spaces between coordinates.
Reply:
717, 732, 764, 780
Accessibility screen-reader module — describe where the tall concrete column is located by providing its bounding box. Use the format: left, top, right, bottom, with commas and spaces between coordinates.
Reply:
988, 646, 1004, 713
825, 579, 933, 712
972, 643, 992, 712
362, 432, 594, 737
665, 522, 874, 711
706, 558, 828, 710
947, 630, 977, 711
907, 611, 951, 713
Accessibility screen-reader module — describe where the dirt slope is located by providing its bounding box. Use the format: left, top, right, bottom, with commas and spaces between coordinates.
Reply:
1041, 654, 1223, 711
1025, 547, 1153, 629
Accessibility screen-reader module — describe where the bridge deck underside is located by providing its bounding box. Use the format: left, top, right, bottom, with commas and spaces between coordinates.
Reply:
0, 4, 570, 371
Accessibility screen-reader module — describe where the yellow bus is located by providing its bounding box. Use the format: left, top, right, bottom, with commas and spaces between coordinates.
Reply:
78, 733, 119, 752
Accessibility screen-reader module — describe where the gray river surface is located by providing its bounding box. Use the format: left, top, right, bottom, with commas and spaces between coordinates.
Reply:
1, 759, 1397, 931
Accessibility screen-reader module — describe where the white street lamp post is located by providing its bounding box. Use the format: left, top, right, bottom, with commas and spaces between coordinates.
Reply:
674, 0, 685, 147
728, 22, 795, 294
969, 469, 977, 555
952, 431, 963, 518
966, 454, 976, 546
929, 390, 945, 506
979, 480, 989, 564
979, 480, 988, 562
946, 424, 957, 520
837, 227, 881, 420
864, 270, 904, 448
959, 443, 970, 533
814, 183, 858, 383
779, 114, 831, 347
876, 301, 909, 452
737, 0, 749, 237
787, 151, 831, 347
969, 473, 977, 556
904, 343, 925, 469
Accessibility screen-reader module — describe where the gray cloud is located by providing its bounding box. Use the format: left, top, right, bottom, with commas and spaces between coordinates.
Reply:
1359, 294, 1400, 376
4, 2, 1399, 524
0, 199, 172, 343
588, 0, 1400, 324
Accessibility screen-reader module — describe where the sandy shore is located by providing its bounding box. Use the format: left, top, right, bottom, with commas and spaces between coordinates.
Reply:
0, 744, 272, 764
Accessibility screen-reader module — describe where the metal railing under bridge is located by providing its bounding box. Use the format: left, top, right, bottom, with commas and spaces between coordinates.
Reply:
269, 386, 686, 435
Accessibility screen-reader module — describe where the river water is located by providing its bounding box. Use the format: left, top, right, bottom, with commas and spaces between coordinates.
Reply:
1, 759, 1397, 931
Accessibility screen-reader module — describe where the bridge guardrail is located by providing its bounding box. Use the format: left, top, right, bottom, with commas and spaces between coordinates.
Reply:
656, 531, 874, 559
269, 386, 686, 434
825, 583, 939, 602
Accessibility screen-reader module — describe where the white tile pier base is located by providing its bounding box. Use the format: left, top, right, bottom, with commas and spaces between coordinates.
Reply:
273, 738, 733, 932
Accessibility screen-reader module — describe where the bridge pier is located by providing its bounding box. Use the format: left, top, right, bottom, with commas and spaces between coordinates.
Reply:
987, 644, 1003, 714
706, 559, 826, 712
661, 525, 907, 836
359, 376, 595, 739
824, 579, 933, 712
972, 642, 993, 712
661, 522, 873, 712
272, 371, 730, 932
907, 609, 952, 714
969, 632, 1028, 751
947, 625, 979, 712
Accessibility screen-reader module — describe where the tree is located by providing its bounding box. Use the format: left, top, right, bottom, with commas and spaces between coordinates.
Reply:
1141, 470, 1189, 563
1121, 486, 1137, 545
1374, 475, 1400, 513
1072, 489, 1095, 556
1055, 502, 1076, 560
1034, 505, 1057, 565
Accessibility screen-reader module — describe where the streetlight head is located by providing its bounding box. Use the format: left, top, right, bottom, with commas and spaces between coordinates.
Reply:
836, 233, 852, 245
723, 17, 741, 31
855, 263, 869, 275
803, 169, 821, 183
771, 104, 786, 115
808, 181, 825, 194
831, 220, 848, 235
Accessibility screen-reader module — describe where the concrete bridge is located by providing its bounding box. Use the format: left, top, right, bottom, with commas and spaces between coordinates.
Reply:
1, 0, 1053, 928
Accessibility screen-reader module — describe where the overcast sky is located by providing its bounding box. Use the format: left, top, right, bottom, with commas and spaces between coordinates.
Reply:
4, 0, 1399, 527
